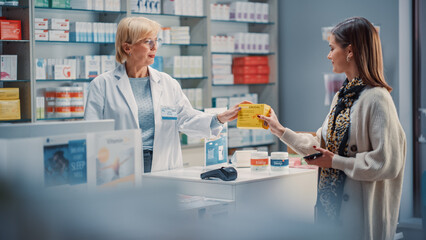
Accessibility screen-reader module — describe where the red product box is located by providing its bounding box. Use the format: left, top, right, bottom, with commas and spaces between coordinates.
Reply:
233, 56, 269, 66
234, 74, 269, 84
233, 65, 270, 75
0, 20, 22, 40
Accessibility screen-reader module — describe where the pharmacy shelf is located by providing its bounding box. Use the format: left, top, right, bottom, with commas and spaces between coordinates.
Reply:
0, 80, 30, 82
229, 142, 275, 149
36, 79, 94, 82
175, 76, 208, 80
131, 12, 206, 18
211, 52, 275, 56
0, 39, 30, 43
37, 117, 84, 121
0, 119, 31, 123
35, 7, 126, 14
0, 4, 27, 8
162, 43, 208, 47
213, 82, 275, 86
36, 40, 115, 44
211, 19, 274, 25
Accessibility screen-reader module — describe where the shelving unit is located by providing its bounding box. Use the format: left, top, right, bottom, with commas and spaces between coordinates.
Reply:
2, 0, 279, 152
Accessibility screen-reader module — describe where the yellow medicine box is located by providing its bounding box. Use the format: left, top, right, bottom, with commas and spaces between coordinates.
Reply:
0, 99, 21, 120
237, 104, 271, 129
0, 88, 19, 100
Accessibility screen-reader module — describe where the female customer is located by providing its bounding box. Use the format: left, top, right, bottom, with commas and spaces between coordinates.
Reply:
85, 17, 246, 173
259, 17, 406, 240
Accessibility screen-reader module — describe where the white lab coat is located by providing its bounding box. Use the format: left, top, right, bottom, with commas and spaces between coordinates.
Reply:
85, 64, 222, 172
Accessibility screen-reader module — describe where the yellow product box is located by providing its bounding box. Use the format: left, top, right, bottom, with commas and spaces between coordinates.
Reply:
237, 104, 271, 129
0, 88, 19, 100
0, 99, 21, 120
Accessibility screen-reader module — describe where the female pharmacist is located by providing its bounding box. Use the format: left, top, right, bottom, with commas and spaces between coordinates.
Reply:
258, 17, 406, 240
85, 17, 246, 173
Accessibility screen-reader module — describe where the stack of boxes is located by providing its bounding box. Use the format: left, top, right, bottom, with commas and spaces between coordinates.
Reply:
0, 17, 21, 40
211, 54, 233, 85
160, 26, 191, 44
211, 33, 269, 53
229, 1, 269, 23
233, 56, 269, 84
42, 86, 85, 119
0, 88, 20, 121
36, 55, 116, 80
71, 0, 121, 11
163, 0, 203, 16
163, 56, 203, 78
34, 18, 70, 42
130, 0, 161, 13
0, 1, 19, 6
70, 22, 117, 43
182, 88, 202, 110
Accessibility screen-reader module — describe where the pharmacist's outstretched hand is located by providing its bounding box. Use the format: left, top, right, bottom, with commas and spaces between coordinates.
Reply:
217, 101, 252, 123
305, 146, 334, 168
258, 108, 286, 137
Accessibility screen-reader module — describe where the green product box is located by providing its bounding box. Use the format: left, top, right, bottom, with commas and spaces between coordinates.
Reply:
35, 0, 49, 7
50, 0, 70, 8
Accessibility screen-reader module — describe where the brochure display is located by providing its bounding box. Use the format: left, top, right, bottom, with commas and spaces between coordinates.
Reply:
87, 129, 142, 189
204, 108, 228, 167
43, 137, 87, 187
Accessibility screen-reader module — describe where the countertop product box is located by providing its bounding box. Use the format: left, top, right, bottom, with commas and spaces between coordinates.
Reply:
34, 18, 49, 30
237, 104, 270, 129
0, 20, 21, 40
34, 29, 49, 41
0, 99, 20, 120
0, 88, 19, 100
49, 30, 69, 41
1, 55, 17, 80
50, 18, 70, 30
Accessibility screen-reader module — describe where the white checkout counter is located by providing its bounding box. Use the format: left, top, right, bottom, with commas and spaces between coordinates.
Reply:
142, 166, 318, 222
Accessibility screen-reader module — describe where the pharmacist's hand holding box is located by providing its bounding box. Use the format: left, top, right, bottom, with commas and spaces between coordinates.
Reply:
217, 100, 253, 123
237, 103, 270, 129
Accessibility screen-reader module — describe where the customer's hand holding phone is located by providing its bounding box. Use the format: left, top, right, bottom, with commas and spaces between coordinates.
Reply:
304, 146, 334, 168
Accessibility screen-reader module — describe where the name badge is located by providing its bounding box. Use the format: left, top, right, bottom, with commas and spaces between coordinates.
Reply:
161, 106, 178, 120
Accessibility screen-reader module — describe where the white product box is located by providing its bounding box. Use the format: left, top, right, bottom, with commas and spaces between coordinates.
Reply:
210, 4, 219, 20
254, 3, 263, 23
36, 97, 45, 119
262, 34, 270, 53
93, 0, 104, 11
180, 56, 190, 78
34, 29, 49, 41
84, 55, 101, 78
0, 55, 17, 80
54, 59, 76, 80
49, 30, 69, 41
212, 75, 233, 85
87, 22, 93, 42
242, 2, 249, 21
186, 88, 195, 107
244, 33, 251, 53
249, 33, 257, 53
230, 2, 244, 21
261, 3, 269, 23
190, 56, 202, 77
34, 18, 48, 30
231, 33, 245, 53
247, 2, 255, 22
101, 55, 115, 73
163, 0, 182, 15
212, 54, 232, 65
220, 4, 230, 20
50, 18, 70, 30
212, 97, 229, 108
195, 0, 203, 16
212, 64, 231, 75
227, 36, 235, 52
164, 56, 182, 78
70, 0, 92, 10
35, 58, 47, 80
46, 58, 56, 79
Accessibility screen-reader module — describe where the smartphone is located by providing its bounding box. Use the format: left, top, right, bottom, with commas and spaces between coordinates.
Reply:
303, 152, 323, 160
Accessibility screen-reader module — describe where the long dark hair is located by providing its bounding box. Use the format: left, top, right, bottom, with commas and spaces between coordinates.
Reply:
331, 17, 392, 92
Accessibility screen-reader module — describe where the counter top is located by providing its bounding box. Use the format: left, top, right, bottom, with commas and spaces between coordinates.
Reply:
143, 166, 317, 185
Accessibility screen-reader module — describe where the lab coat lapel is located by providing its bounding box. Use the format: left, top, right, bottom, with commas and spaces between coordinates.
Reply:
115, 64, 138, 127
149, 66, 163, 118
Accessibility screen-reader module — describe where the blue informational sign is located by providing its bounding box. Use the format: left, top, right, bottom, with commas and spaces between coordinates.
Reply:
204, 108, 228, 167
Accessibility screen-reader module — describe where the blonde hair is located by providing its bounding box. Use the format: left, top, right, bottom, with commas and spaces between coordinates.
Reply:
331, 17, 392, 92
115, 17, 161, 63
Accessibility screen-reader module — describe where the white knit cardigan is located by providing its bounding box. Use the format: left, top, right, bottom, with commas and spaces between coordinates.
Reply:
280, 86, 406, 240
